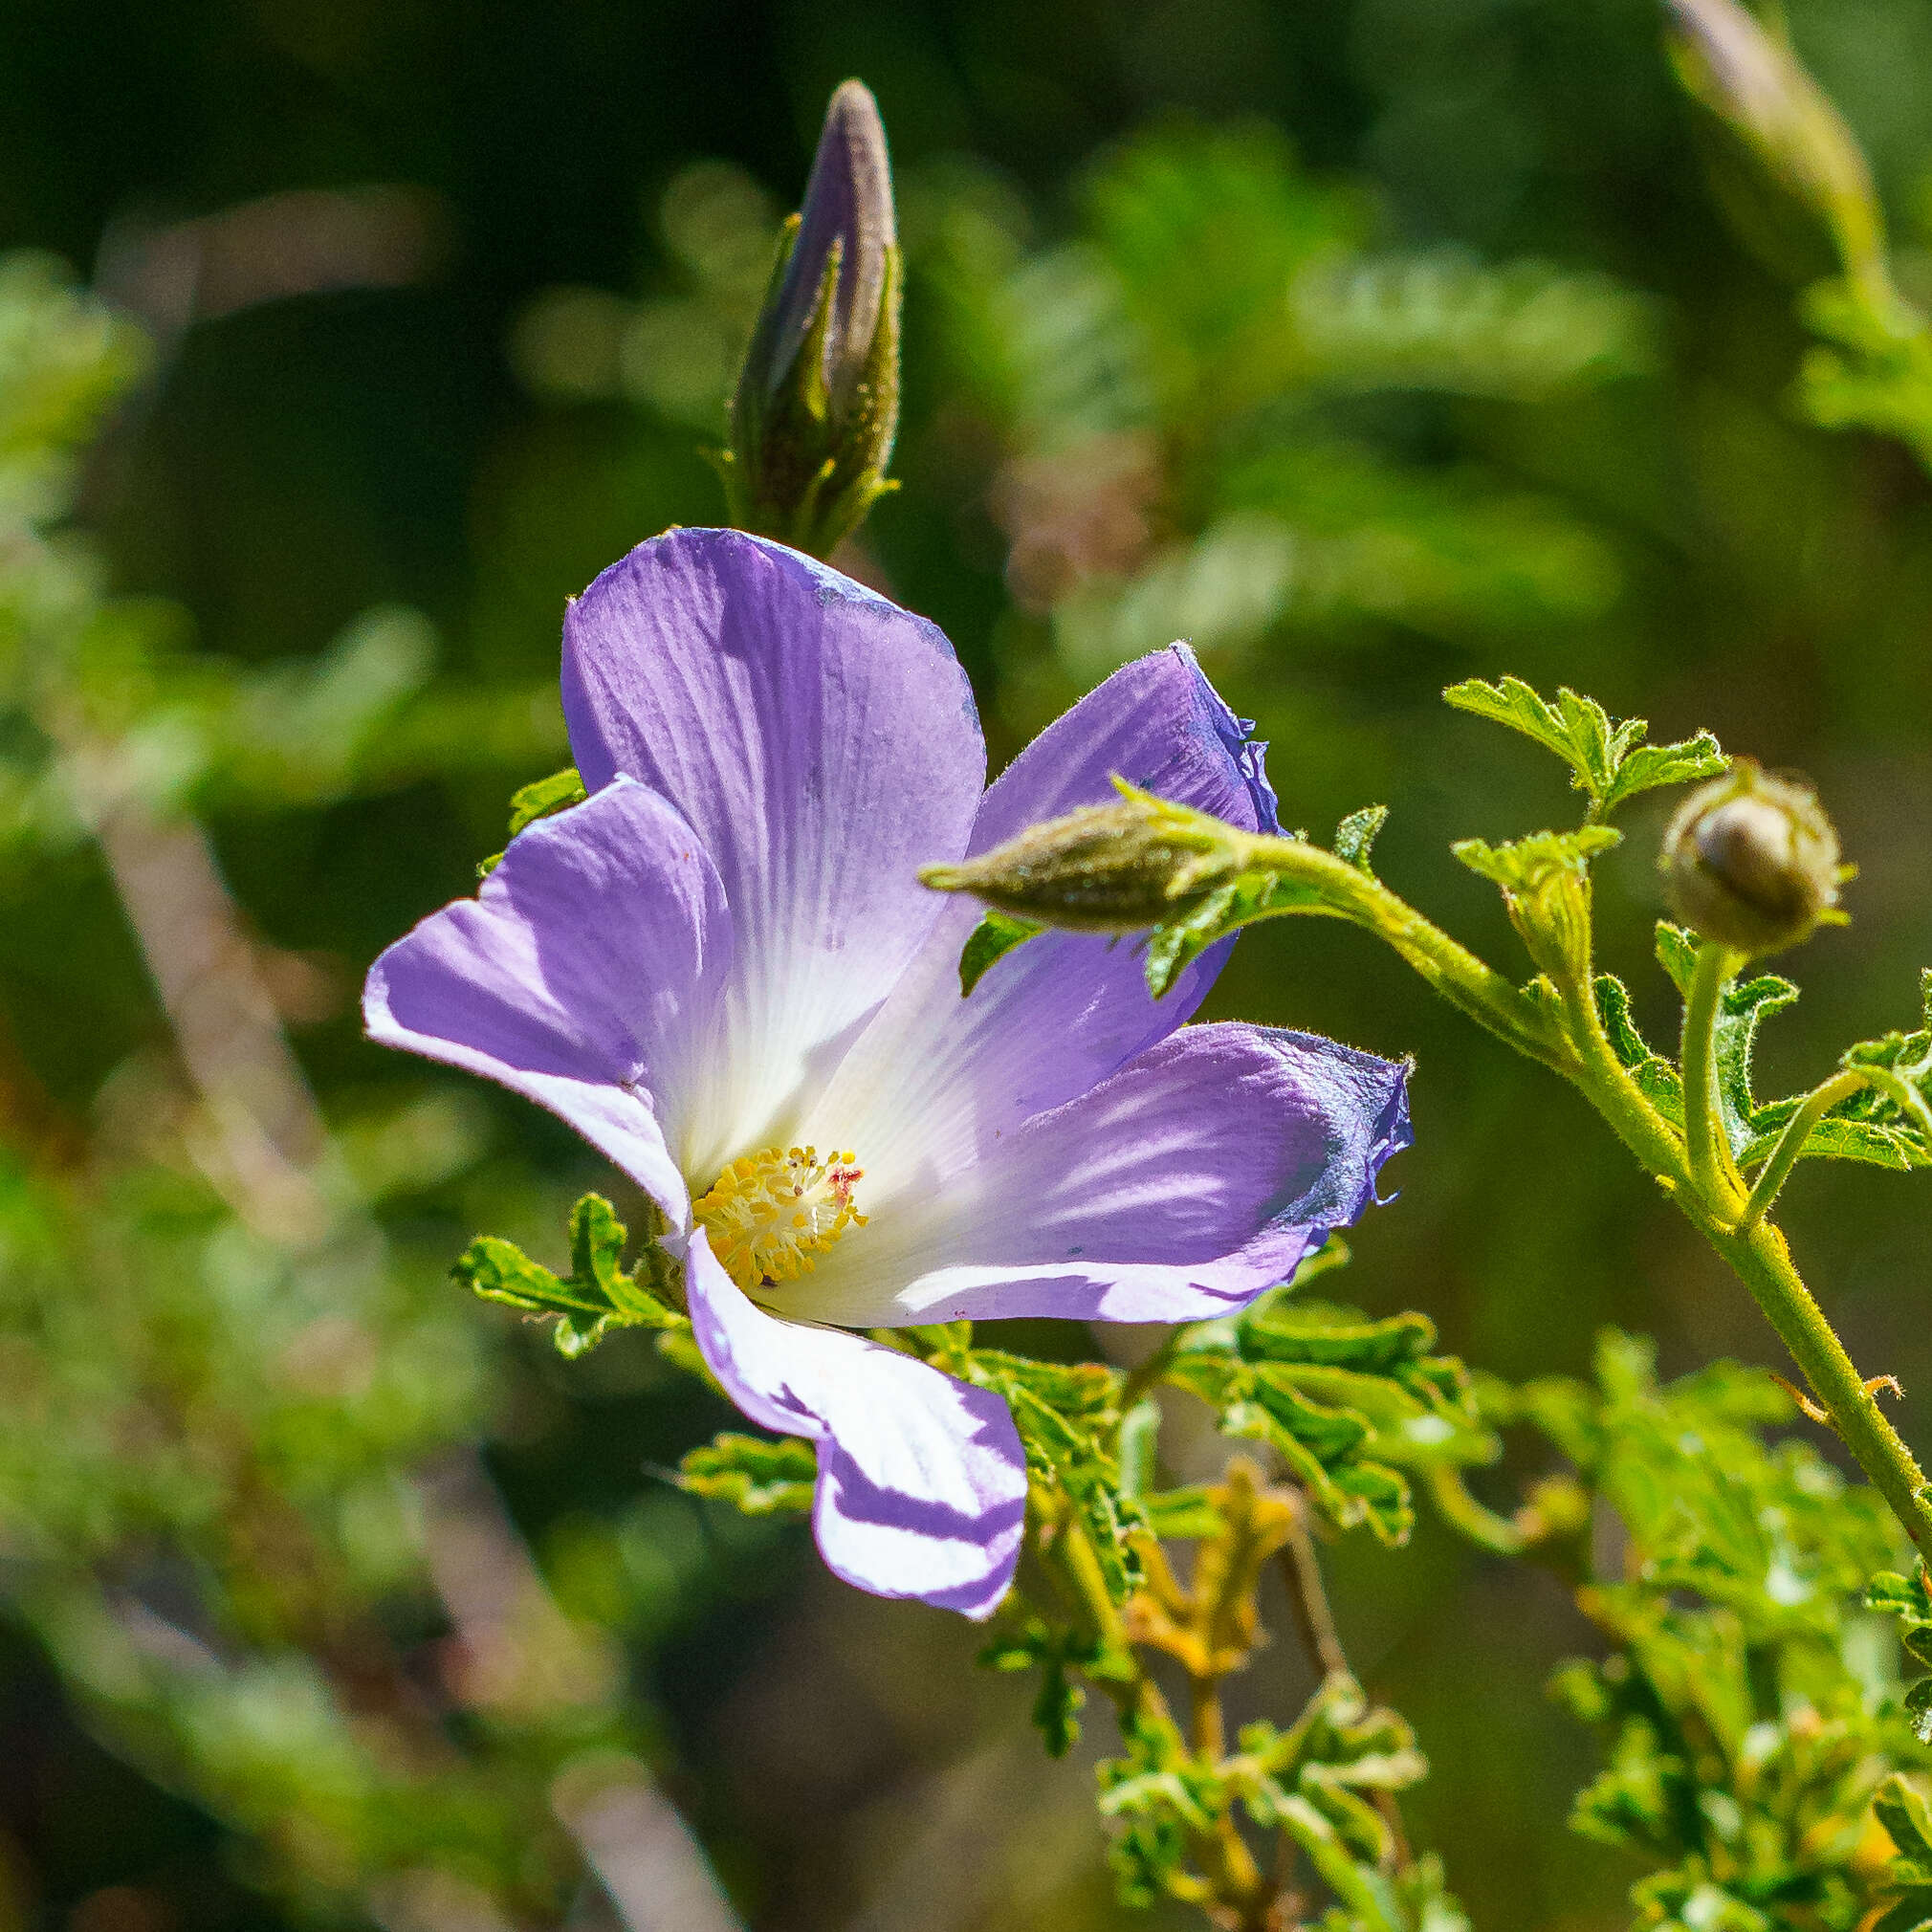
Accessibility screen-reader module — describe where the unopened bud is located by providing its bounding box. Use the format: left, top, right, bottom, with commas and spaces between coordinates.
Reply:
1660, 761, 1843, 956
1664, 0, 1886, 290
723, 80, 901, 559
920, 797, 1240, 935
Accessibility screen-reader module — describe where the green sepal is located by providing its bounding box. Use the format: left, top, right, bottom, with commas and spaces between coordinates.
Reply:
453, 1192, 684, 1359
1443, 675, 1725, 821
723, 226, 904, 560
957, 910, 1043, 996
1143, 865, 1328, 999
676, 1432, 817, 1516
1138, 1486, 1224, 1540
508, 764, 588, 835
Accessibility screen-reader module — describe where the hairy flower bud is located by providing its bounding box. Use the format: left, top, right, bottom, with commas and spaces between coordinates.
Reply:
722, 80, 902, 559
1660, 761, 1843, 956
920, 797, 1240, 935
1664, 0, 1886, 288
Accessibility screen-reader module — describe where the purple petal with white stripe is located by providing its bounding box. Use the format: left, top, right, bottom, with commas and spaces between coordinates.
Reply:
791, 1024, 1410, 1328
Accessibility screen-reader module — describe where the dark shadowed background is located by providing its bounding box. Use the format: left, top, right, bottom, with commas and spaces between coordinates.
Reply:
2, 0, 1929, 1927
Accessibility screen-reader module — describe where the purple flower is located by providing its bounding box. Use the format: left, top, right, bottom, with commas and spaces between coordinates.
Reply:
364, 529, 1410, 1618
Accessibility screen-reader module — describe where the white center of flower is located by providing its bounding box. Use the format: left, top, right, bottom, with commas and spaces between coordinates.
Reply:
692, 1144, 867, 1294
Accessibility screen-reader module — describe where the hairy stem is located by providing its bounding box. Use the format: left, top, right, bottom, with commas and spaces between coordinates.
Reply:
1712, 1216, 1932, 1559
1681, 941, 1746, 1212
1236, 834, 1573, 1071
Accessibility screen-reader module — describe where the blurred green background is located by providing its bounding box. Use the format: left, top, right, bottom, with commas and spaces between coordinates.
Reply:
2, 0, 1930, 1927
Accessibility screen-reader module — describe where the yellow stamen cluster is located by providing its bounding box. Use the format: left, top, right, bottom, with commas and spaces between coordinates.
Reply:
692, 1145, 867, 1294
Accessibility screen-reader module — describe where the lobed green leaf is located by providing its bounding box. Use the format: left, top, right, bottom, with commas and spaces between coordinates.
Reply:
453, 1193, 684, 1359
1444, 675, 1724, 820
676, 1433, 816, 1516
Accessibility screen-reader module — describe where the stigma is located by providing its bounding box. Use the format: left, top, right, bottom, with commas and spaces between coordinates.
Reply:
692, 1145, 867, 1294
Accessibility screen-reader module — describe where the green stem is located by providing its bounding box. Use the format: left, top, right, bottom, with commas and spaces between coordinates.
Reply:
1681, 942, 1745, 1212
1740, 1068, 1865, 1232
1237, 834, 1572, 1071
1278, 1495, 1350, 1678
1119, 1333, 1180, 1414
1556, 958, 1694, 1186
1425, 1465, 1528, 1557
1711, 1215, 1932, 1560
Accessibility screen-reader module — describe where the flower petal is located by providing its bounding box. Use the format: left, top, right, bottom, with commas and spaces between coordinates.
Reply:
684, 1231, 1026, 1618
804, 645, 1279, 1197
561, 529, 985, 1175
789, 1023, 1410, 1328
362, 778, 731, 1224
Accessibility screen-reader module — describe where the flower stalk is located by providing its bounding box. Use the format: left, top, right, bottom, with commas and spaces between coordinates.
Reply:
1681, 940, 1746, 1211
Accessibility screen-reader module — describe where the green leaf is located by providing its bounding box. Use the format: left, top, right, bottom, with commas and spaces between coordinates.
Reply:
957, 909, 1043, 996
1097, 1710, 1218, 1906
1871, 1570, 1932, 1747
676, 1432, 816, 1516
1451, 824, 1621, 891
1657, 925, 1932, 1171
453, 1193, 684, 1359
1333, 804, 1389, 874
1444, 676, 1724, 821
1594, 973, 1685, 1123
1223, 1675, 1442, 1930
1161, 1279, 1492, 1546
955, 1349, 1146, 1599
977, 1616, 1108, 1756
1599, 735, 1729, 816
1879, 1774, 1932, 1859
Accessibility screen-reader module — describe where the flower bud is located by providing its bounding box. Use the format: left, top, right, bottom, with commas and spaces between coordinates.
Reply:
1664, 0, 1886, 290
920, 797, 1240, 935
722, 80, 902, 559
1660, 761, 1843, 956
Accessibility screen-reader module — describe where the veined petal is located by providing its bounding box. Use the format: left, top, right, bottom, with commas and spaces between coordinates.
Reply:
561, 529, 985, 1176
789, 1024, 1410, 1328
805, 645, 1279, 1197
362, 778, 731, 1225
684, 1232, 1026, 1618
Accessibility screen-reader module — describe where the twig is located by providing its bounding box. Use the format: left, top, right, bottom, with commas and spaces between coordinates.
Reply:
1277, 1493, 1348, 1680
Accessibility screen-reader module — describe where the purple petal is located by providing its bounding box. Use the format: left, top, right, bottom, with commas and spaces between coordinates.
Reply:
971, 642, 1278, 850
789, 1023, 1411, 1328
684, 1233, 1026, 1617
362, 778, 732, 1223
562, 529, 985, 1171
804, 646, 1279, 1196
